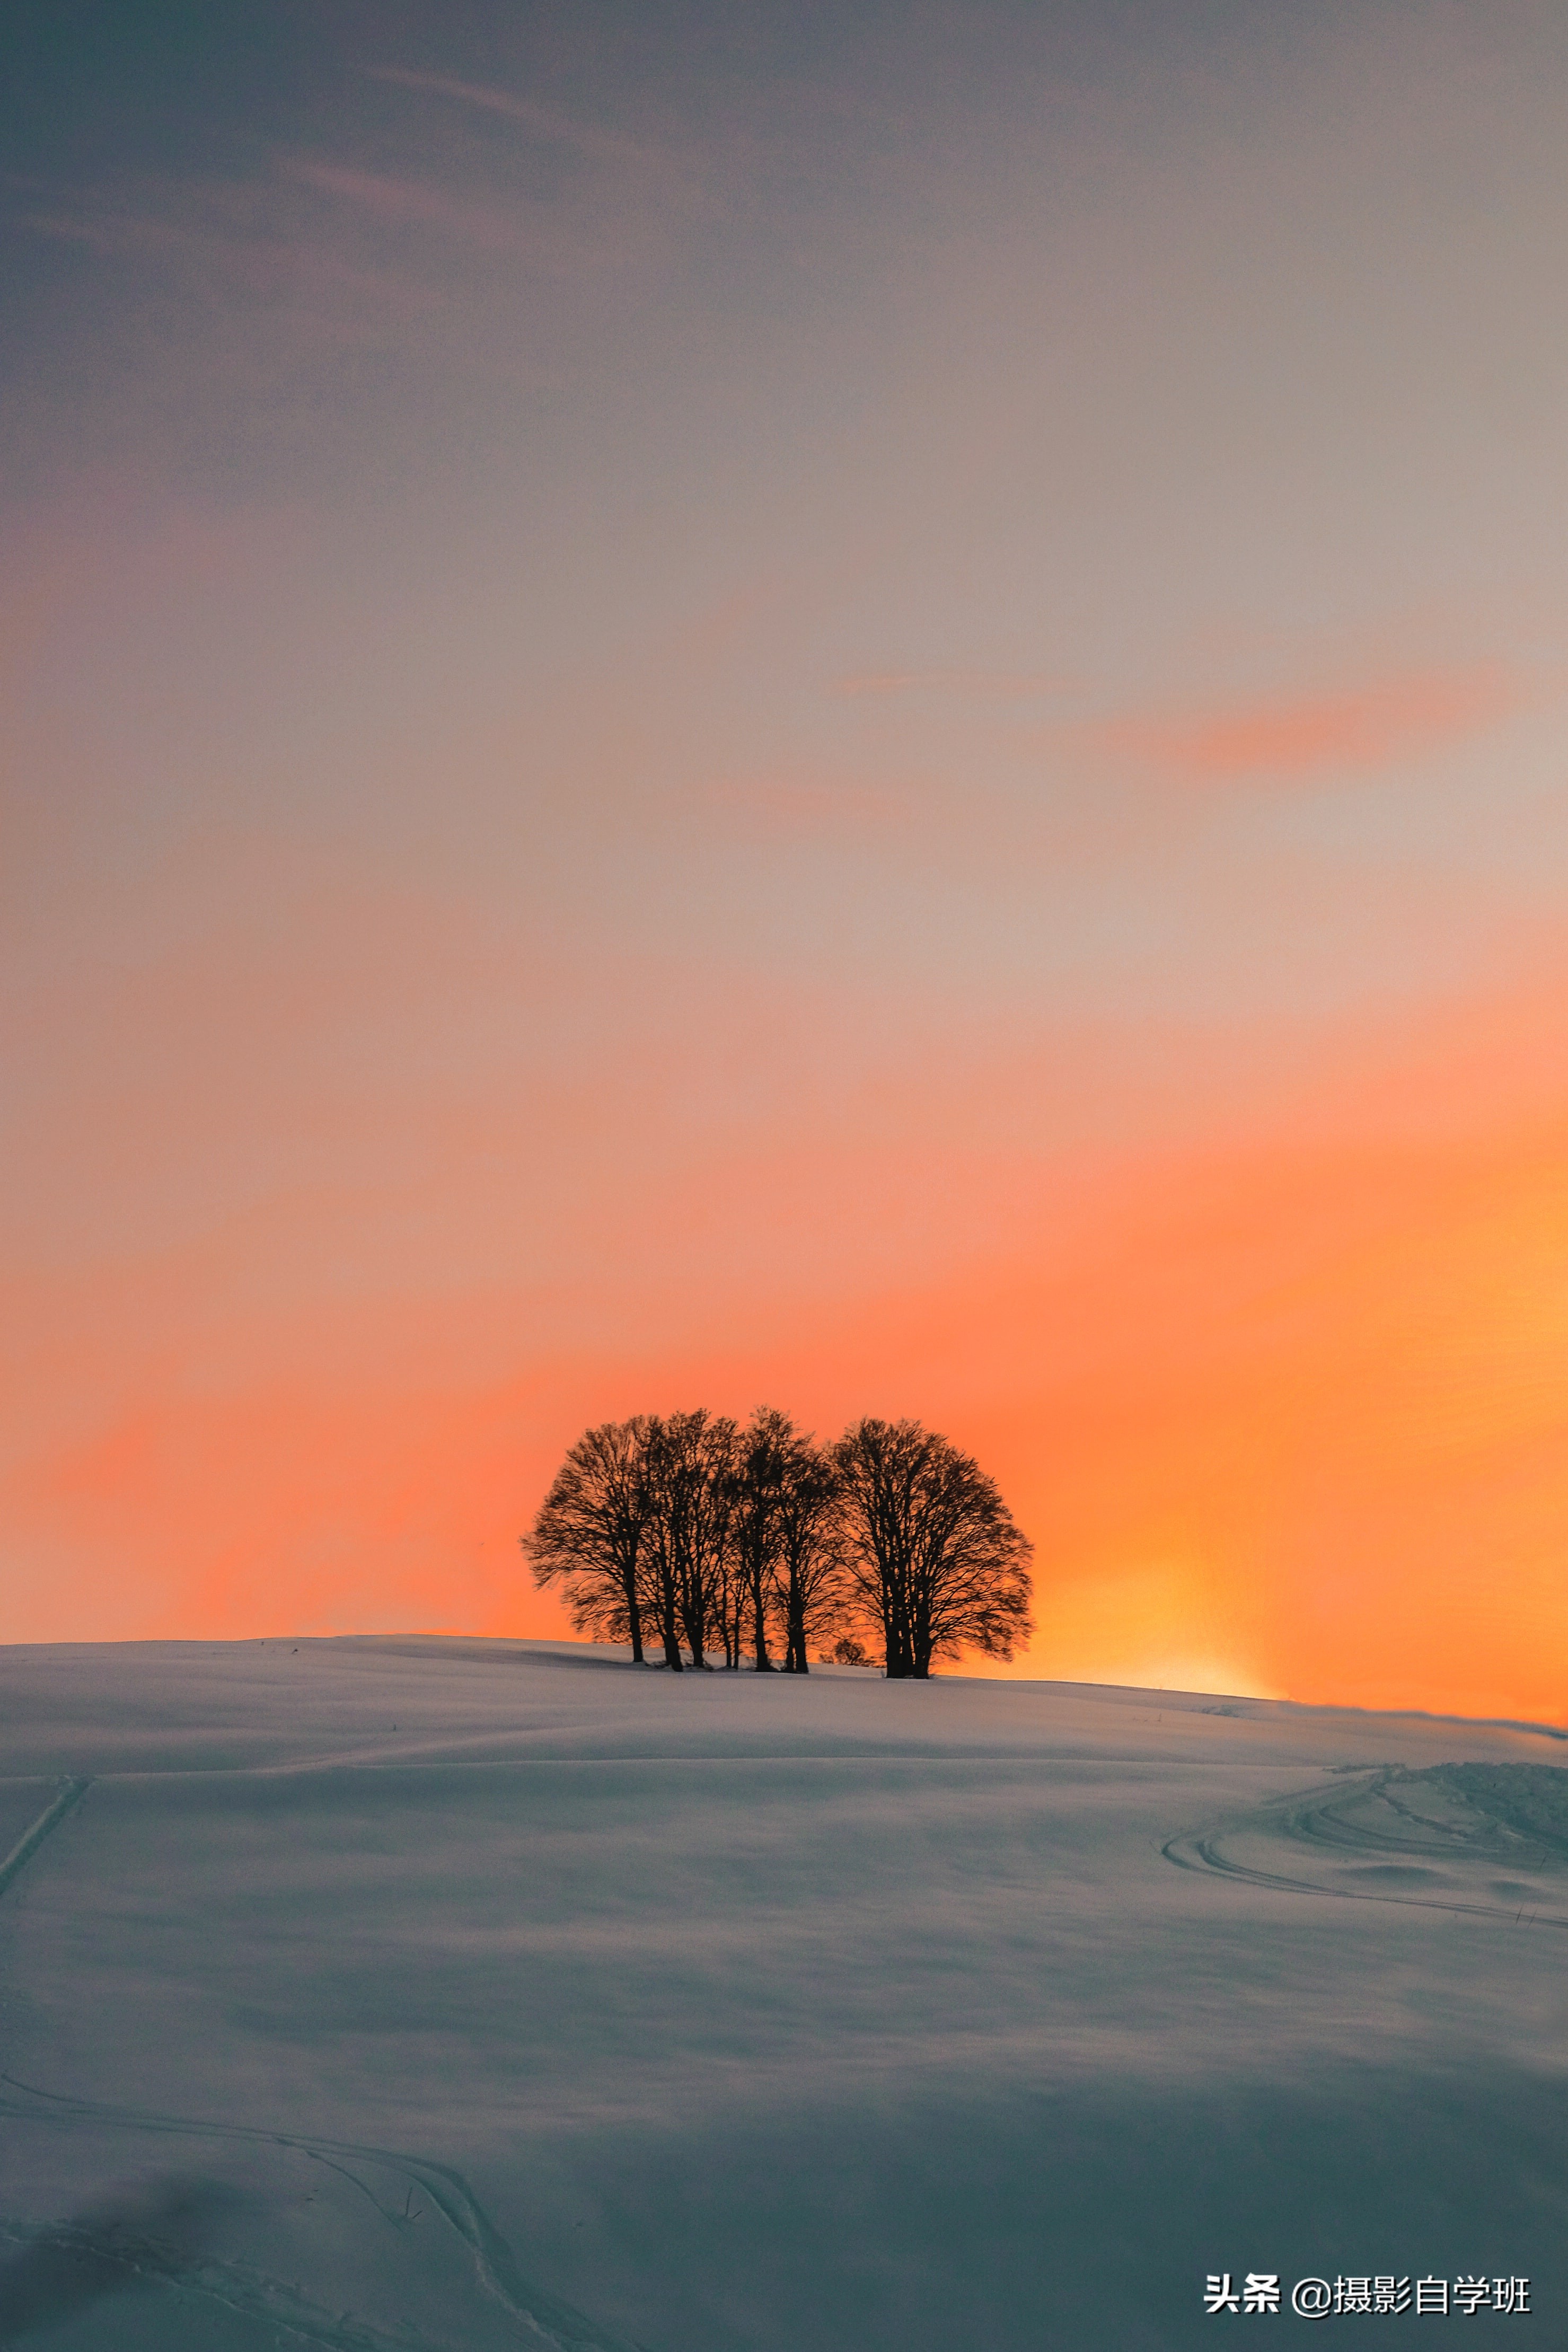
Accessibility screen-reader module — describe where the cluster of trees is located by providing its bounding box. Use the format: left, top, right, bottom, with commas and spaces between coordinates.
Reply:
523, 1409, 1033, 1680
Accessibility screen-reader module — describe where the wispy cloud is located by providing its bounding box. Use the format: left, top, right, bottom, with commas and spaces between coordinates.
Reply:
364, 66, 681, 177
19, 131, 637, 400
280, 157, 576, 268
1096, 662, 1522, 786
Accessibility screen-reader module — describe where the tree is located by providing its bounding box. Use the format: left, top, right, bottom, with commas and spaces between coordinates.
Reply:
718, 1407, 846, 1674
769, 1427, 844, 1673
728, 1407, 793, 1672
641, 1410, 739, 1670
521, 1417, 656, 1663
831, 1419, 1033, 1679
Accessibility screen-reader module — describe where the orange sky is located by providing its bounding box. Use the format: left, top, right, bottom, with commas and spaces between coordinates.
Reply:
5, 5, 1568, 1721
7, 933, 1568, 1721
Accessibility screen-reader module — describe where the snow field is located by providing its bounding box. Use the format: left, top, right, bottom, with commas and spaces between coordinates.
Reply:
0, 1638, 1563, 2348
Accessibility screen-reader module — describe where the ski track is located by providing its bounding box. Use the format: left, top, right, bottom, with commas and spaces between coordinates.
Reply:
10, 1722, 1564, 2345
0, 1782, 91, 1902
1163, 1764, 1568, 1930
0, 1757, 646, 2352
0, 2075, 649, 2352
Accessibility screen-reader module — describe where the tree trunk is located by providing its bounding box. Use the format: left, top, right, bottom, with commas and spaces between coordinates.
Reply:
680, 1575, 707, 1669
882, 1581, 913, 1677
752, 1574, 774, 1671
656, 1563, 683, 1669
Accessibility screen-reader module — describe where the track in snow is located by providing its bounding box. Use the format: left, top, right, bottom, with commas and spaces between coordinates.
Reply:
0, 2073, 648, 2352
1163, 1761, 1568, 1930
0, 1782, 91, 1902
0, 1767, 645, 2352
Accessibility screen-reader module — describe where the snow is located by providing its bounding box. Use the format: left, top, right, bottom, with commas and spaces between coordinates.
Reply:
0, 1636, 1563, 2347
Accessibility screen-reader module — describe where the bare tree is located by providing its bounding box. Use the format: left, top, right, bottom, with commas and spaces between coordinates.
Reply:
831, 1419, 1032, 1679
525, 1407, 1030, 1682
639, 1415, 687, 1670
521, 1418, 656, 1662
642, 1410, 739, 1670
770, 1430, 844, 1673
728, 1407, 792, 1671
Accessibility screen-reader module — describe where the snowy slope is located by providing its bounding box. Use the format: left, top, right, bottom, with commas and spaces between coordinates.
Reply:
0, 1637, 1562, 2348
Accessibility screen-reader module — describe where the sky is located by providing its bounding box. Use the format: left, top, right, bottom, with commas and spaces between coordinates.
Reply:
4, 0, 1568, 1721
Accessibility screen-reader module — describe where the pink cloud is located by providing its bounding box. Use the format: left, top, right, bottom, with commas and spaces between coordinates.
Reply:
1096, 660, 1522, 785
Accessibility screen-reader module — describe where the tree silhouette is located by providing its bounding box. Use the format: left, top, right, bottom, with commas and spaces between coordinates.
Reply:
831, 1418, 1033, 1679
724, 1407, 790, 1670
642, 1410, 739, 1671
521, 1417, 656, 1663
525, 1407, 1031, 1678
768, 1424, 844, 1673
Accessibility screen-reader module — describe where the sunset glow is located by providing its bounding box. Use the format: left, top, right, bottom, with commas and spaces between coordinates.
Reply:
5, 5, 1568, 1723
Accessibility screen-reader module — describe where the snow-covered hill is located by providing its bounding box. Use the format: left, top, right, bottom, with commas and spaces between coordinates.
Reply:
0, 1637, 1562, 2348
